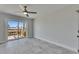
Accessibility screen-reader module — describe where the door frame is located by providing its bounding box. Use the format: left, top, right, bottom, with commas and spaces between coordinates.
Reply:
7, 19, 27, 41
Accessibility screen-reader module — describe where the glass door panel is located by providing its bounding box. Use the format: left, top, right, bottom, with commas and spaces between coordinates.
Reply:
18, 20, 26, 38
8, 20, 18, 40
8, 19, 26, 40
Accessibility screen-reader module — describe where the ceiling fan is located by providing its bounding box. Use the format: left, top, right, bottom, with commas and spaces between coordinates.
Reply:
19, 5, 37, 17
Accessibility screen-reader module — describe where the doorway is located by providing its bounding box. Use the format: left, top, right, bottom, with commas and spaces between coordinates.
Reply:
8, 19, 27, 40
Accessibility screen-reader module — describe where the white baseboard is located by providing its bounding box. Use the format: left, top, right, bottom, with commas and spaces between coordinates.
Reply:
35, 37, 77, 53
0, 40, 8, 44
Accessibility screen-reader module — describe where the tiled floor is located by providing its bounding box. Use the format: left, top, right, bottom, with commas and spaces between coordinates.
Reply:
0, 38, 76, 54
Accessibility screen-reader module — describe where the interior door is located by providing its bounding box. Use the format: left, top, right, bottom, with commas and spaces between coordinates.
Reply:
77, 29, 79, 52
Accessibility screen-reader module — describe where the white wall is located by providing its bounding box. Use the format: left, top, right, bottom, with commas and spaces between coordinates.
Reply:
34, 5, 79, 52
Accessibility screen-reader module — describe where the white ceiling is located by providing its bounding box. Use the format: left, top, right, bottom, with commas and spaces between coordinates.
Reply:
0, 4, 70, 18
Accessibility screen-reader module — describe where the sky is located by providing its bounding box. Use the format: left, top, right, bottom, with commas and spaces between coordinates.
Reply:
8, 20, 23, 28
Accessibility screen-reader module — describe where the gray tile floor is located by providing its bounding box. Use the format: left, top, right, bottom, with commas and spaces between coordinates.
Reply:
0, 38, 76, 54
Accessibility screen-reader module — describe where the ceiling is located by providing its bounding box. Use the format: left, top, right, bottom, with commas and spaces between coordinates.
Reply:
0, 4, 70, 18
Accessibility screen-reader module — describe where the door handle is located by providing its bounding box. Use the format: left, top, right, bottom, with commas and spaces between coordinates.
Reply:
77, 35, 79, 38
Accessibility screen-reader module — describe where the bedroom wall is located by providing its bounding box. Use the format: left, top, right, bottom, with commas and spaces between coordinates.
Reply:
34, 5, 79, 52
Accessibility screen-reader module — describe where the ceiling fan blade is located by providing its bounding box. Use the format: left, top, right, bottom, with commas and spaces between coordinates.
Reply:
18, 5, 24, 11
26, 14, 29, 17
14, 11, 23, 13
27, 11, 37, 14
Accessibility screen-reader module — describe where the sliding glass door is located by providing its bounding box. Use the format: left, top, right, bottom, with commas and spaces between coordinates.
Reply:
8, 19, 26, 40
18, 20, 26, 38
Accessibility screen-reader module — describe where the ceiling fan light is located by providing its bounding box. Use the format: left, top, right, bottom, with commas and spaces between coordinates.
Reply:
23, 12, 28, 15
